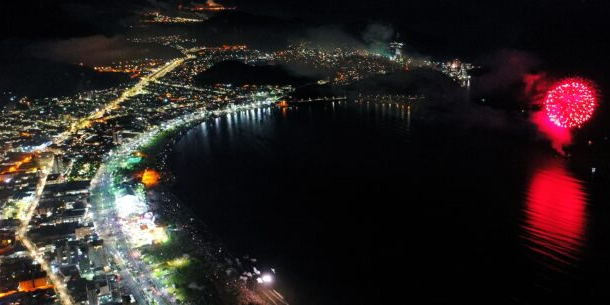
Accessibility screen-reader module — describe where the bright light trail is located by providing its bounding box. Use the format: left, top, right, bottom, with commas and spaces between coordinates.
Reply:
17, 164, 74, 305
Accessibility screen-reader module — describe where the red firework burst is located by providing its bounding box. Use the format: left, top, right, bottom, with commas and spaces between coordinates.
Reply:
544, 78, 597, 128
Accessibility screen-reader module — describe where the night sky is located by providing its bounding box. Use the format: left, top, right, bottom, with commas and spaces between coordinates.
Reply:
1, 0, 608, 76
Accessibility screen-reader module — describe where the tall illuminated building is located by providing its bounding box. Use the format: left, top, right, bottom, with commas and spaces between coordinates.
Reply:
388, 41, 404, 61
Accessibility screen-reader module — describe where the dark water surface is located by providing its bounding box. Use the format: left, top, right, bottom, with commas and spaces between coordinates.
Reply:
170, 102, 610, 305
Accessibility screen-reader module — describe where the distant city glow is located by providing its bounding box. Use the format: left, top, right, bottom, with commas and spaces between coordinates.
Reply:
544, 78, 597, 128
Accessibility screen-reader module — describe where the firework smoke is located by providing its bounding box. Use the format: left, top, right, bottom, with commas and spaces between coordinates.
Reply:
524, 75, 598, 155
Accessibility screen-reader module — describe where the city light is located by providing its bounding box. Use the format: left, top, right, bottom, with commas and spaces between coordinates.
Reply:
167, 256, 189, 268
261, 274, 273, 284
115, 194, 147, 218
524, 161, 586, 265
0, 18, 455, 305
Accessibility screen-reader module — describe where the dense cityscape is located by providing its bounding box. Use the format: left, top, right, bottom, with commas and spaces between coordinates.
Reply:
0, 2, 477, 303
3, 1, 608, 305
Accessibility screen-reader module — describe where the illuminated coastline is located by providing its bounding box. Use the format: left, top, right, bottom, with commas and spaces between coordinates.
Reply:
89, 100, 287, 305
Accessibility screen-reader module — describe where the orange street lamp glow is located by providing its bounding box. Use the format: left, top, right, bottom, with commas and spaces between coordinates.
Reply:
141, 169, 161, 187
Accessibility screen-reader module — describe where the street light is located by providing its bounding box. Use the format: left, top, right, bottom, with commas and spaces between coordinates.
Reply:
261, 274, 273, 284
